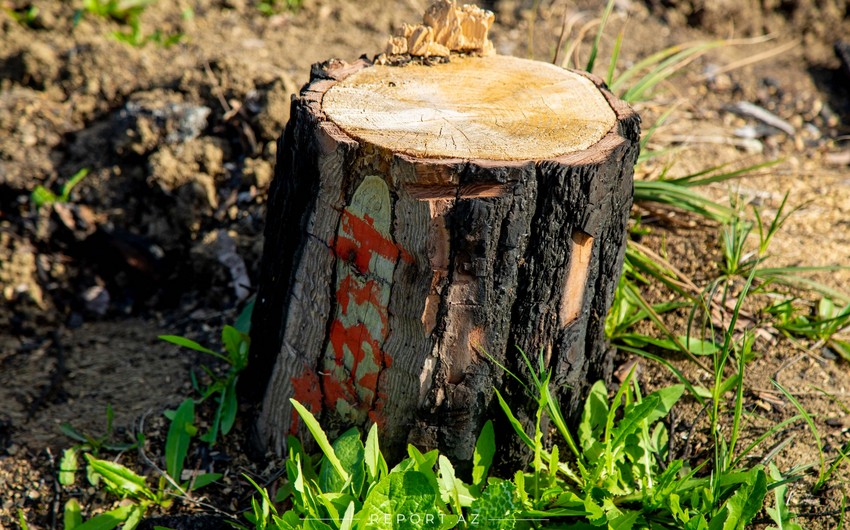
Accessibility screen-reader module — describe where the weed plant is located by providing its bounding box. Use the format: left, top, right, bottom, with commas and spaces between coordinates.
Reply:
57, 314, 251, 529
31, 169, 89, 209
76, 0, 183, 47
160, 324, 250, 445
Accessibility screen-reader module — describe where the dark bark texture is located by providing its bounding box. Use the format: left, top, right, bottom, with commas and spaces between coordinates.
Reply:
242, 57, 640, 470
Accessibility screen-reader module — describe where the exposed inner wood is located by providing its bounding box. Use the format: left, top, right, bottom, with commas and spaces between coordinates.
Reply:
559, 231, 594, 327
422, 200, 451, 335
322, 54, 617, 161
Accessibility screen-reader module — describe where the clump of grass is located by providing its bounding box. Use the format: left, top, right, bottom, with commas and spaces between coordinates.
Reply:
561, 0, 850, 517
75, 0, 184, 47
258, 0, 303, 16
5, 4, 39, 27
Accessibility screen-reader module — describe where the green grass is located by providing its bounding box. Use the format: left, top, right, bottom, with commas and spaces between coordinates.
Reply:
75, 0, 184, 47
31, 168, 89, 208
258, 0, 303, 16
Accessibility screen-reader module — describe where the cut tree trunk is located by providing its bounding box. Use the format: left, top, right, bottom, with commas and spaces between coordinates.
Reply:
242, 53, 640, 468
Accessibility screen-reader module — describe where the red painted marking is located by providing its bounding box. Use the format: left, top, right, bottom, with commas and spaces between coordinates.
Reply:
314, 180, 415, 429
333, 210, 414, 271
289, 368, 323, 435
336, 276, 386, 326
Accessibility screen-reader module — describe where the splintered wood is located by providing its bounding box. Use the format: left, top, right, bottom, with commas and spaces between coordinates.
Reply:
385, 0, 494, 57
322, 55, 617, 161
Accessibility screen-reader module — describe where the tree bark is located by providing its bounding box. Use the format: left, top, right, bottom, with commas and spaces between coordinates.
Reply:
242, 53, 640, 468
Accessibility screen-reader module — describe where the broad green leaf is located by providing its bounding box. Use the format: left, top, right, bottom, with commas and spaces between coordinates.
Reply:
437, 455, 474, 510
165, 398, 195, 480
73, 504, 135, 530
407, 445, 439, 472
472, 420, 495, 488
731, 468, 768, 529
123, 504, 145, 530
222, 325, 249, 369
64, 498, 82, 530
355, 469, 450, 530
685, 515, 710, 530
190, 472, 222, 491
513, 471, 527, 505
552, 488, 584, 509
291, 399, 350, 483
220, 378, 239, 435
275, 511, 304, 530
583, 496, 606, 526
610, 509, 640, 530
548, 444, 559, 482
235, 298, 255, 334
290, 456, 321, 517
468, 478, 518, 530
579, 380, 608, 457
437, 455, 458, 507
406, 446, 441, 502
85, 455, 152, 500
320, 427, 365, 495
60, 447, 78, 486
60, 423, 89, 444
610, 385, 684, 449
679, 336, 719, 355
316, 492, 342, 526
32, 185, 59, 207
818, 297, 836, 319
766, 464, 803, 530
364, 423, 387, 483
340, 501, 356, 530
158, 335, 228, 362
709, 468, 767, 530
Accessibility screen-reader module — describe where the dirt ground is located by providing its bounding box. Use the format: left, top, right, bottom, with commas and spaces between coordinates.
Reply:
1, 0, 849, 528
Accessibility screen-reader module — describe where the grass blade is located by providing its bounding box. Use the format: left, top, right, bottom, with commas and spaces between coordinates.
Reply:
289, 399, 350, 483
771, 380, 825, 489
165, 398, 196, 480
585, 0, 615, 73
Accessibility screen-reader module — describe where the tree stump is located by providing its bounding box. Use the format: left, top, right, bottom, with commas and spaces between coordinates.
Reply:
243, 52, 639, 467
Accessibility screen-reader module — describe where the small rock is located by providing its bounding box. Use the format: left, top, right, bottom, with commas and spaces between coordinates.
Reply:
112, 90, 211, 155
81, 285, 110, 316
191, 230, 251, 302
